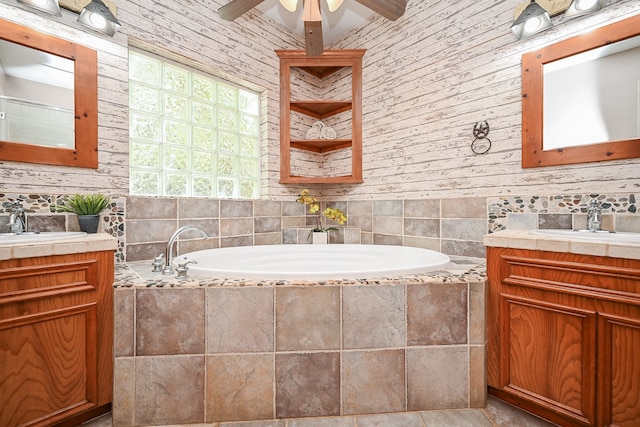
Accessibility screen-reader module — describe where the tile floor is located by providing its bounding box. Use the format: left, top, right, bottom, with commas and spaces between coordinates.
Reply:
83, 396, 558, 427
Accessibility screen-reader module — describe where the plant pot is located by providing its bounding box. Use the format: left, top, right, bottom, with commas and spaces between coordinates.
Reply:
77, 214, 100, 234
312, 231, 328, 244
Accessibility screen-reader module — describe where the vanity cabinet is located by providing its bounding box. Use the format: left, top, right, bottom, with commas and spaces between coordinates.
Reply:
487, 247, 640, 427
0, 250, 114, 427
276, 49, 365, 184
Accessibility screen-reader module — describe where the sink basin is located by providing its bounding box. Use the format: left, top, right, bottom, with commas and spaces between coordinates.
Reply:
0, 231, 87, 244
529, 229, 640, 243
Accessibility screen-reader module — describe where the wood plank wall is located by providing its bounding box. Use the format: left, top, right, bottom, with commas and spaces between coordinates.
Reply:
0, 0, 639, 200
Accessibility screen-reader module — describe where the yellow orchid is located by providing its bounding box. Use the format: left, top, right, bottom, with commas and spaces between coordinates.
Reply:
296, 189, 347, 233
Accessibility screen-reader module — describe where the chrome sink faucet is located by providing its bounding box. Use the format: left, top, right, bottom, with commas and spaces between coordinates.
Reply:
162, 225, 210, 275
587, 200, 602, 232
3, 201, 26, 234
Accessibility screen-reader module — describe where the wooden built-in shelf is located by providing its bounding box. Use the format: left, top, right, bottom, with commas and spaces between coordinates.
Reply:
276, 49, 365, 184
290, 138, 352, 153
290, 101, 352, 119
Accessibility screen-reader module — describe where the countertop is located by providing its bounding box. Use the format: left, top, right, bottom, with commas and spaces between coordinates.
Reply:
484, 229, 640, 260
0, 233, 118, 261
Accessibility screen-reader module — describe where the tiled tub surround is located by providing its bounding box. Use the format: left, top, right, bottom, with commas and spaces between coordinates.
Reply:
1, 193, 638, 263
112, 257, 486, 426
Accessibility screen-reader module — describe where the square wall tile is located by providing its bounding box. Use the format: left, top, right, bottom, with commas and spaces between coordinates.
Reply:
469, 281, 486, 345
207, 287, 274, 353
136, 288, 205, 355
404, 199, 440, 218
348, 200, 372, 216
404, 218, 439, 238
112, 357, 134, 427
373, 217, 403, 235
206, 354, 274, 422
442, 198, 486, 219
114, 288, 134, 357
254, 200, 282, 217
126, 219, 176, 244
343, 285, 405, 349
220, 200, 253, 217
441, 240, 486, 258
342, 349, 405, 415
407, 283, 467, 346
220, 217, 253, 237
442, 219, 486, 241
538, 214, 572, 229
276, 286, 340, 351
276, 352, 340, 418
135, 356, 205, 425
254, 216, 282, 233
469, 345, 487, 408
407, 347, 468, 411
127, 196, 177, 220
373, 200, 403, 217
178, 198, 219, 218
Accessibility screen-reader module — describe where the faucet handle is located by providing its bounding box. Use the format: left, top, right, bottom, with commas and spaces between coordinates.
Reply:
175, 259, 197, 279
151, 254, 165, 273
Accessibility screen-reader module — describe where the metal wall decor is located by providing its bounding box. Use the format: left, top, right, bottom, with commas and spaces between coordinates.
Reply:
471, 121, 491, 154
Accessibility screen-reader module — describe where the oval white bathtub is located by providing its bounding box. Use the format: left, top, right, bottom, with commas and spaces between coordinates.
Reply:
175, 244, 451, 280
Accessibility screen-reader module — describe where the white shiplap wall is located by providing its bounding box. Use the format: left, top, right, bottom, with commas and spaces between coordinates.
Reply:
0, 0, 639, 200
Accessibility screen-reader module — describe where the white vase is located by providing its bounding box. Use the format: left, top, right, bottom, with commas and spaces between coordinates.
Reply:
312, 231, 328, 244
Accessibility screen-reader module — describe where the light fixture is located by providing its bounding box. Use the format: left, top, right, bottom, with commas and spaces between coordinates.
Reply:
563, 0, 606, 19
511, 0, 552, 40
77, 0, 121, 36
279, 0, 298, 12
326, 0, 343, 12
17, 0, 62, 16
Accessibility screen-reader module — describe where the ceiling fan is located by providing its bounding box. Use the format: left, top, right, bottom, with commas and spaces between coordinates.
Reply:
218, 0, 407, 56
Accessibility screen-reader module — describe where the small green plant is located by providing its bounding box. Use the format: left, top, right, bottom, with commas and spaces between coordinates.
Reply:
296, 189, 347, 233
56, 194, 112, 215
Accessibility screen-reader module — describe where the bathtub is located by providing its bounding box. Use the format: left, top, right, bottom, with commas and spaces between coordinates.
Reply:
175, 244, 451, 280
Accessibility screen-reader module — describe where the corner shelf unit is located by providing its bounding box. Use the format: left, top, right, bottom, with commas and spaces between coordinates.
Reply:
276, 49, 365, 184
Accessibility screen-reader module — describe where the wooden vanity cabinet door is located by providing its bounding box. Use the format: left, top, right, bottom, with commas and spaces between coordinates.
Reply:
487, 247, 640, 427
0, 251, 114, 427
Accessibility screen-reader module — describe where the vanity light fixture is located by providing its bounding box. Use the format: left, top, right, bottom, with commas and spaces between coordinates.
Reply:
511, 0, 552, 40
17, 0, 62, 16
563, 0, 606, 19
77, 0, 121, 36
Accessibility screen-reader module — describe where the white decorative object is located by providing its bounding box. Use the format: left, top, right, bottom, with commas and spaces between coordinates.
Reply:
312, 231, 328, 244
320, 125, 337, 139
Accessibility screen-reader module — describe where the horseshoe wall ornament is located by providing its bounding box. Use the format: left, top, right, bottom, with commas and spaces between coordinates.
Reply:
471, 121, 491, 154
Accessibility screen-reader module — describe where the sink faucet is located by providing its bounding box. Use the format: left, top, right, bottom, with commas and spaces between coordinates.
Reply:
162, 225, 210, 275
587, 200, 602, 232
3, 201, 26, 234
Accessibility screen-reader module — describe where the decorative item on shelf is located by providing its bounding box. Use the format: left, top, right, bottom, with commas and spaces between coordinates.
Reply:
471, 121, 491, 154
296, 189, 347, 243
55, 193, 112, 234
305, 121, 337, 140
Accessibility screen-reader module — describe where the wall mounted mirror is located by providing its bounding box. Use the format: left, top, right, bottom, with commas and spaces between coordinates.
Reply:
521, 13, 640, 168
0, 18, 98, 168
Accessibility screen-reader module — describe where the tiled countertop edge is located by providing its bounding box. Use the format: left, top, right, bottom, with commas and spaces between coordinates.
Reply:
0, 233, 118, 261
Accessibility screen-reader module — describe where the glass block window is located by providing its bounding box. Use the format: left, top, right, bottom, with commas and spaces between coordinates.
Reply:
129, 50, 261, 198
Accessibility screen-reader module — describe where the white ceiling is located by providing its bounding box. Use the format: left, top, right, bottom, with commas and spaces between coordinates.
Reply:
254, 0, 376, 44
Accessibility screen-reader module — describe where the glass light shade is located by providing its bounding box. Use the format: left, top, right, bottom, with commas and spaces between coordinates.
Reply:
77, 0, 121, 36
17, 0, 61, 16
326, 0, 343, 12
563, 0, 607, 19
279, 0, 298, 12
511, 0, 552, 39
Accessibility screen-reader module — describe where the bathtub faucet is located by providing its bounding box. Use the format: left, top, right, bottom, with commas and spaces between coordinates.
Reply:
162, 225, 211, 275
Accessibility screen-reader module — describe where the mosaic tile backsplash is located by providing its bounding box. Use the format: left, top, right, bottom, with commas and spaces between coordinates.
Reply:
1, 193, 638, 263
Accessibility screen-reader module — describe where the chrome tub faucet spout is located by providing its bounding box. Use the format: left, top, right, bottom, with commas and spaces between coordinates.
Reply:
587, 200, 602, 232
162, 225, 210, 275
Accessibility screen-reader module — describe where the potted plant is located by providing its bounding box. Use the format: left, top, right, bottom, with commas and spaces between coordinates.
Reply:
296, 189, 347, 244
56, 193, 112, 234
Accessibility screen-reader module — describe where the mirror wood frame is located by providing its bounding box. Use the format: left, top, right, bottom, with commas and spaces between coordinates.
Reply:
0, 18, 98, 168
521, 13, 640, 168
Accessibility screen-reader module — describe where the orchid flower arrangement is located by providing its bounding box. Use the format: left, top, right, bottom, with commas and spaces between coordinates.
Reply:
296, 189, 347, 233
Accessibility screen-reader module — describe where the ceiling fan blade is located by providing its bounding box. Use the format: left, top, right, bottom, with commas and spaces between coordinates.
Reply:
355, 0, 406, 21
305, 20, 323, 56
218, 0, 265, 21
